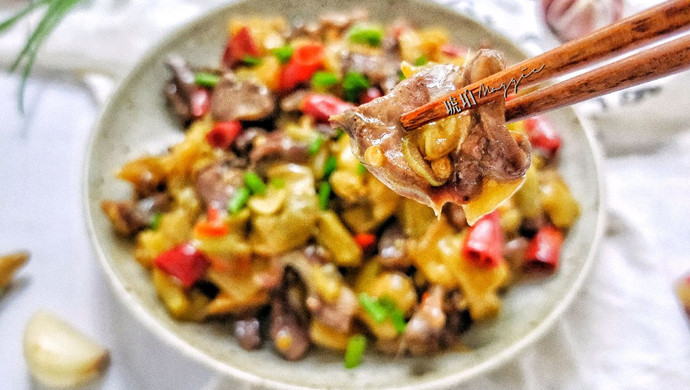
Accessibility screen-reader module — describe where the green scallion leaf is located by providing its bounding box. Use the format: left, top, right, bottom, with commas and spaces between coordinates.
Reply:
194, 72, 220, 87
358, 293, 387, 323
344, 334, 367, 369
308, 136, 324, 156
318, 182, 331, 210
242, 55, 262, 66
414, 55, 429, 66
335, 128, 345, 139
347, 24, 384, 47
398, 70, 406, 81
357, 163, 367, 175
323, 155, 337, 178
4, 0, 85, 112
311, 71, 339, 89
342, 71, 370, 102
270, 177, 286, 189
271, 45, 294, 64
244, 172, 267, 195
149, 213, 163, 231
227, 187, 251, 214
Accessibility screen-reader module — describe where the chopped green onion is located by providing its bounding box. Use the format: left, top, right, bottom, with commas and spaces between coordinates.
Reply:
242, 55, 262, 66
149, 213, 162, 231
271, 45, 293, 64
244, 172, 267, 195
379, 297, 406, 334
308, 136, 324, 156
347, 24, 384, 47
270, 177, 286, 189
318, 182, 331, 210
194, 72, 220, 87
335, 128, 345, 139
357, 163, 367, 175
227, 187, 251, 214
414, 55, 429, 66
398, 70, 406, 81
342, 71, 370, 102
358, 293, 387, 323
311, 71, 339, 89
344, 334, 367, 369
323, 156, 337, 178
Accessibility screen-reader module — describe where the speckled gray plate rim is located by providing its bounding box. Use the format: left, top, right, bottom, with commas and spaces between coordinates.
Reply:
82, 0, 606, 388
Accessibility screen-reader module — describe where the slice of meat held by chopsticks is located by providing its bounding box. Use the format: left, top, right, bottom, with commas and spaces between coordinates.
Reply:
334, 0, 690, 224
331, 50, 531, 224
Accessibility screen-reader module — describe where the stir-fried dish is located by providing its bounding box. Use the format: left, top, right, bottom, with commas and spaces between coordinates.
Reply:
101, 10, 580, 366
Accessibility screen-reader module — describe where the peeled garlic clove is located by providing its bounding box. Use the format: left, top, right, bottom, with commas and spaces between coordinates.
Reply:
24, 311, 109, 388
0, 250, 30, 289
542, 0, 623, 42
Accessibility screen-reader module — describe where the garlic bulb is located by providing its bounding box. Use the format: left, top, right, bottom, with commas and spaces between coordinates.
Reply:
542, 0, 624, 42
23, 311, 109, 388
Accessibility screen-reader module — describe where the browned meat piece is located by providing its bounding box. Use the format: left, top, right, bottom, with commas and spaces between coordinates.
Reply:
331, 50, 531, 215
290, 9, 368, 39
401, 285, 446, 355
194, 161, 245, 210
249, 131, 310, 164
211, 72, 275, 122
503, 236, 529, 268
234, 317, 263, 350
269, 292, 311, 361
377, 222, 411, 269
101, 193, 170, 236
232, 127, 266, 156
306, 287, 358, 333
164, 55, 210, 124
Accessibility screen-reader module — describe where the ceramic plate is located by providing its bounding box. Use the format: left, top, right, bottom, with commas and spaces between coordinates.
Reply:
84, 0, 605, 388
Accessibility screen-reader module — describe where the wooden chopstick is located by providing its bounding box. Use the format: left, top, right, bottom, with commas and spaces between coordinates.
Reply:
505, 34, 690, 122
400, 0, 690, 130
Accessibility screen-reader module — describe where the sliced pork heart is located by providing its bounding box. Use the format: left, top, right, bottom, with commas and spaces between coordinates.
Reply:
330, 49, 531, 217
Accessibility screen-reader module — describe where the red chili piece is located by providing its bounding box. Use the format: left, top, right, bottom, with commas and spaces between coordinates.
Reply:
525, 116, 561, 157
206, 120, 243, 149
354, 233, 377, 252
523, 225, 564, 273
279, 43, 325, 92
359, 87, 383, 104
222, 26, 260, 67
154, 243, 210, 288
301, 93, 355, 122
462, 211, 504, 268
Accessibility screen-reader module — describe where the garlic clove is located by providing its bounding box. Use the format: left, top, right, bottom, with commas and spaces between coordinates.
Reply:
542, 0, 624, 42
23, 311, 109, 388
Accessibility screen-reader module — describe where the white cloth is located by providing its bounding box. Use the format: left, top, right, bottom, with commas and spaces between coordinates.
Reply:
1, 1, 689, 389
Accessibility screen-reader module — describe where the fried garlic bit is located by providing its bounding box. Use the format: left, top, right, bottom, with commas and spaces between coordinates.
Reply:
24, 311, 110, 388
0, 250, 29, 290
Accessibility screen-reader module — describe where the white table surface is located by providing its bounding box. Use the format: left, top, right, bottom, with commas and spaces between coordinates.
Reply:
2, 1, 690, 389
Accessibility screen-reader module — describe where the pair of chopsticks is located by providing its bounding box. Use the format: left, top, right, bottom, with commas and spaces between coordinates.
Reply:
400, 0, 690, 130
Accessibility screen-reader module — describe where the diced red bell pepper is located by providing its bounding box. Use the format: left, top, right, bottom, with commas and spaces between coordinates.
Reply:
525, 116, 561, 157
441, 44, 468, 58
279, 43, 325, 92
154, 244, 210, 288
189, 88, 211, 119
354, 233, 377, 252
462, 211, 504, 268
523, 225, 563, 273
359, 87, 383, 104
301, 93, 355, 122
222, 26, 260, 67
206, 120, 242, 149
